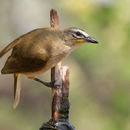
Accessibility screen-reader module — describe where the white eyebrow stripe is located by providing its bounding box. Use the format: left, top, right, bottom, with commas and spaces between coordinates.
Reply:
72, 29, 89, 37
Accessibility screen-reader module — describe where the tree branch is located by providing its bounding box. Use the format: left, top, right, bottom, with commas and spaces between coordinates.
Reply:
39, 9, 75, 130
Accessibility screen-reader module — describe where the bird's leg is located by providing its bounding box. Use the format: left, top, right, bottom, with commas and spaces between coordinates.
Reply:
34, 77, 56, 88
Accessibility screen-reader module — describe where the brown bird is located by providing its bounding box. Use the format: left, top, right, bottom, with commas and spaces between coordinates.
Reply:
0, 27, 98, 108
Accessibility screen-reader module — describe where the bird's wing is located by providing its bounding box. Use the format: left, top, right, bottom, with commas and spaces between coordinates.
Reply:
1, 54, 48, 74
0, 28, 59, 74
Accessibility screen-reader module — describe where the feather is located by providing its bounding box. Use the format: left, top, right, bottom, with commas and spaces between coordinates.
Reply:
13, 74, 21, 109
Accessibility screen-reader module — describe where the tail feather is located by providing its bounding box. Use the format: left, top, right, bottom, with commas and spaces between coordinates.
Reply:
13, 74, 21, 109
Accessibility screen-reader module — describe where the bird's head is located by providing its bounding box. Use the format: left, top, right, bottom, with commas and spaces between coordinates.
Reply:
63, 27, 98, 47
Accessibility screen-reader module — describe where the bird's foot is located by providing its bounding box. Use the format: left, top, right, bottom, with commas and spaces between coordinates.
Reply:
34, 78, 60, 88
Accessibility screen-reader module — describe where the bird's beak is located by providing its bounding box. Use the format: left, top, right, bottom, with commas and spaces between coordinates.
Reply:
85, 36, 98, 44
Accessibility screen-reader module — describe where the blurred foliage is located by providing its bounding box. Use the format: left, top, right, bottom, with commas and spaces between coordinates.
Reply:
0, 0, 130, 130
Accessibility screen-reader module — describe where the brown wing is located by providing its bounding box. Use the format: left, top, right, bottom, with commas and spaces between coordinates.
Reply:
1, 55, 47, 74
1, 28, 53, 74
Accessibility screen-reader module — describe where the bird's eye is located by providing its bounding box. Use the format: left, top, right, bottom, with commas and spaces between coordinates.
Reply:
75, 32, 82, 36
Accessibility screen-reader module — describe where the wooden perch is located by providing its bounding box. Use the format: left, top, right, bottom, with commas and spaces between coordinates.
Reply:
39, 9, 75, 130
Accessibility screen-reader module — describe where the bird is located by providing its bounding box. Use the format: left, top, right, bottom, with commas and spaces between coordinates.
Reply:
0, 27, 98, 109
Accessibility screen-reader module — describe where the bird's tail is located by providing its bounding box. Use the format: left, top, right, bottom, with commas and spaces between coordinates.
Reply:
13, 73, 21, 109
0, 40, 19, 58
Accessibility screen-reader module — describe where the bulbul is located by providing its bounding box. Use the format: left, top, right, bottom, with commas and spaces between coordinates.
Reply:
0, 27, 98, 108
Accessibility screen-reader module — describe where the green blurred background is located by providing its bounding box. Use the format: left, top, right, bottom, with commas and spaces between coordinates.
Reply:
0, 0, 130, 130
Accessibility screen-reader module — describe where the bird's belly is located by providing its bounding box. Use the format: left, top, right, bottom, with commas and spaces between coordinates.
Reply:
23, 53, 69, 79
23, 63, 54, 79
